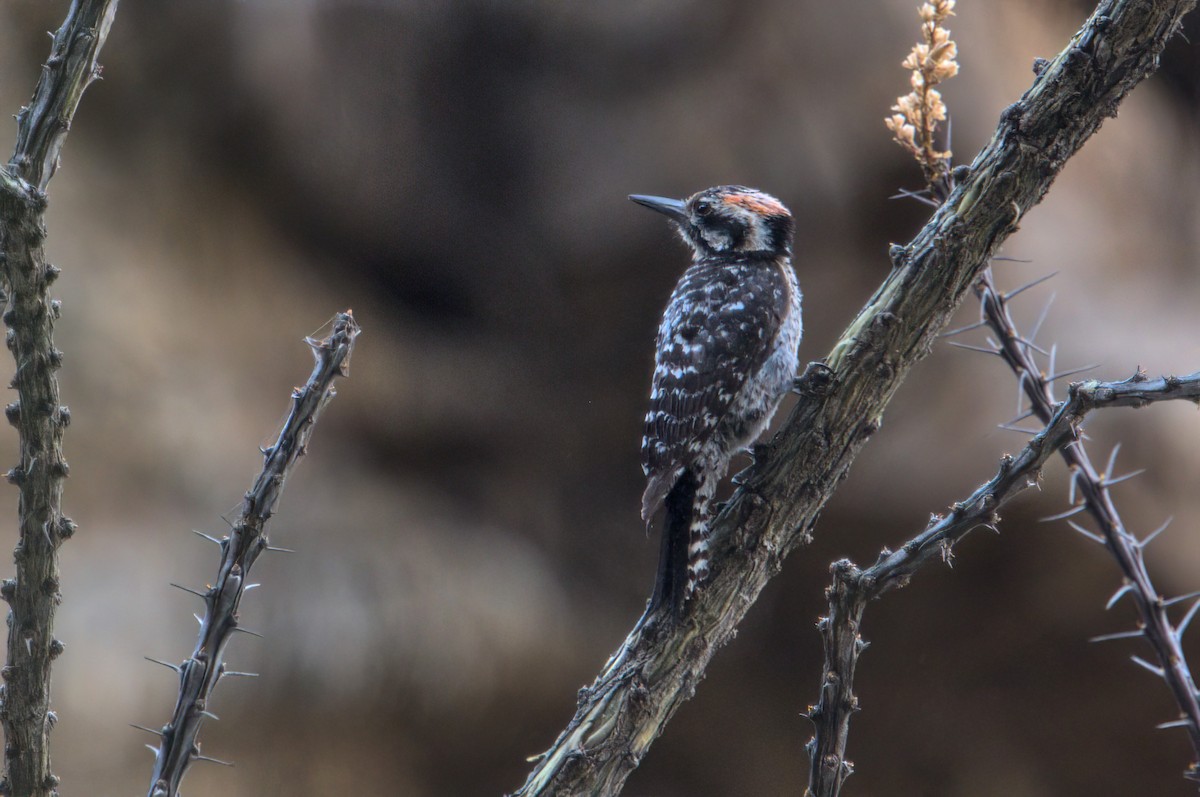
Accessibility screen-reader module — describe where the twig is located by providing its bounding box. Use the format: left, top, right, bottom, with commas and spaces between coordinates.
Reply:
142, 311, 360, 797
805, 372, 1200, 796
0, 2, 119, 795
975, 267, 1200, 783
510, 2, 1197, 794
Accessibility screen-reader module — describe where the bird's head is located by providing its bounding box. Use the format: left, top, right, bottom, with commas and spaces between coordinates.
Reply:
629, 185, 793, 259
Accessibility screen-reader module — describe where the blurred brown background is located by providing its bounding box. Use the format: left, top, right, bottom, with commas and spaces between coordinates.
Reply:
1, 1, 1199, 795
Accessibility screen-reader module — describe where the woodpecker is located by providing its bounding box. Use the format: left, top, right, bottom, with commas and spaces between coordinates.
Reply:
631, 185, 801, 617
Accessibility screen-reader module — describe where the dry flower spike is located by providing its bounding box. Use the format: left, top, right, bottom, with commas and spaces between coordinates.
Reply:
885, 0, 959, 190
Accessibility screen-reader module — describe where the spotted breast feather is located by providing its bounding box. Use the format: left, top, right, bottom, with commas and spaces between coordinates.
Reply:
641, 255, 792, 521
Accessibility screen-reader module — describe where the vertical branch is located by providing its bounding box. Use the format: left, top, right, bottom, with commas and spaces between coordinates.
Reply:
9, 1, 119, 193
143, 312, 360, 797
0, 3, 119, 795
806, 562, 867, 796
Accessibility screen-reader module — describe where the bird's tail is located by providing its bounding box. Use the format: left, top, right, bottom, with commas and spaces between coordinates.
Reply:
649, 469, 712, 618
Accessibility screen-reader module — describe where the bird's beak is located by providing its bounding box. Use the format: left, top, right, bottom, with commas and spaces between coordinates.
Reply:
629, 194, 688, 223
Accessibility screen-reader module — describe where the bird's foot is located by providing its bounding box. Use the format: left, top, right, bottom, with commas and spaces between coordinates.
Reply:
792, 360, 835, 395
740, 441, 772, 463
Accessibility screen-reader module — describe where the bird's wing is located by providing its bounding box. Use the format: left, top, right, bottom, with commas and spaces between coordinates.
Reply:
640, 259, 789, 521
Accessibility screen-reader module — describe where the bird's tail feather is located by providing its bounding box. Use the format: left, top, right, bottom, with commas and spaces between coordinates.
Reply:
686, 486, 712, 594
649, 469, 697, 618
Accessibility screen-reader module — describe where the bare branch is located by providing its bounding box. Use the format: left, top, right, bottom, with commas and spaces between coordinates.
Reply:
143, 312, 359, 797
0, 2, 119, 794
510, 3, 1198, 793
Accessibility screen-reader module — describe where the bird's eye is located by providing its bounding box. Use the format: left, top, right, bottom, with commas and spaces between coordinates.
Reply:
695, 200, 714, 217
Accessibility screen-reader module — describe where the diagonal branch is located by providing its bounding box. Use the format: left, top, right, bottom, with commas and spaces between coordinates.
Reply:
143, 311, 360, 797
0, 2, 119, 795
805, 371, 1200, 796
510, 1, 1197, 794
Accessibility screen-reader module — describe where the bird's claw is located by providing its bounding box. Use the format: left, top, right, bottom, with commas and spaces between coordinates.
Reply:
792, 361, 835, 395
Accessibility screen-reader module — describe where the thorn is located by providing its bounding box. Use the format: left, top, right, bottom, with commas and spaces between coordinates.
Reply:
1004, 408, 1036, 427
265, 545, 296, 554
1130, 655, 1166, 679
1164, 591, 1200, 607
1176, 598, 1200, 638
1157, 718, 1194, 730
1137, 516, 1176, 547
232, 627, 264, 639
1015, 370, 1030, 414
947, 341, 1001, 356
169, 583, 208, 599
220, 670, 259, 679
1040, 504, 1085, 522
199, 710, 220, 721
1107, 583, 1133, 610
990, 255, 1034, 264
1028, 292, 1056, 343
194, 754, 234, 767
1103, 469, 1145, 488
1047, 364, 1100, 383
193, 613, 203, 626
889, 188, 939, 208
940, 320, 988, 338
1002, 271, 1058, 302
1012, 336, 1049, 357
191, 529, 224, 546
1104, 443, 1122, 481
1067, 520, 1105, 544
1089, 628, 1143, 643
130, 724, 162, 738
1067, 469, 1078, 506
244, 583, 261, 591
144, 656, 181, 673
997, 423, 1040, 435
145, 744, 160, 756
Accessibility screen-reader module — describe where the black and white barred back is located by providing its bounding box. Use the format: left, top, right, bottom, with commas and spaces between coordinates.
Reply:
631, 186, 802, 616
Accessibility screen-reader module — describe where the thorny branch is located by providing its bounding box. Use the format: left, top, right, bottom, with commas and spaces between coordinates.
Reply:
807, 0, 1200, 784
975, 269, 1200, 782
0, 2, 118, 795
141, 312, 360, 797
511, 1, 1197, 794
804, 371, 1200, 796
